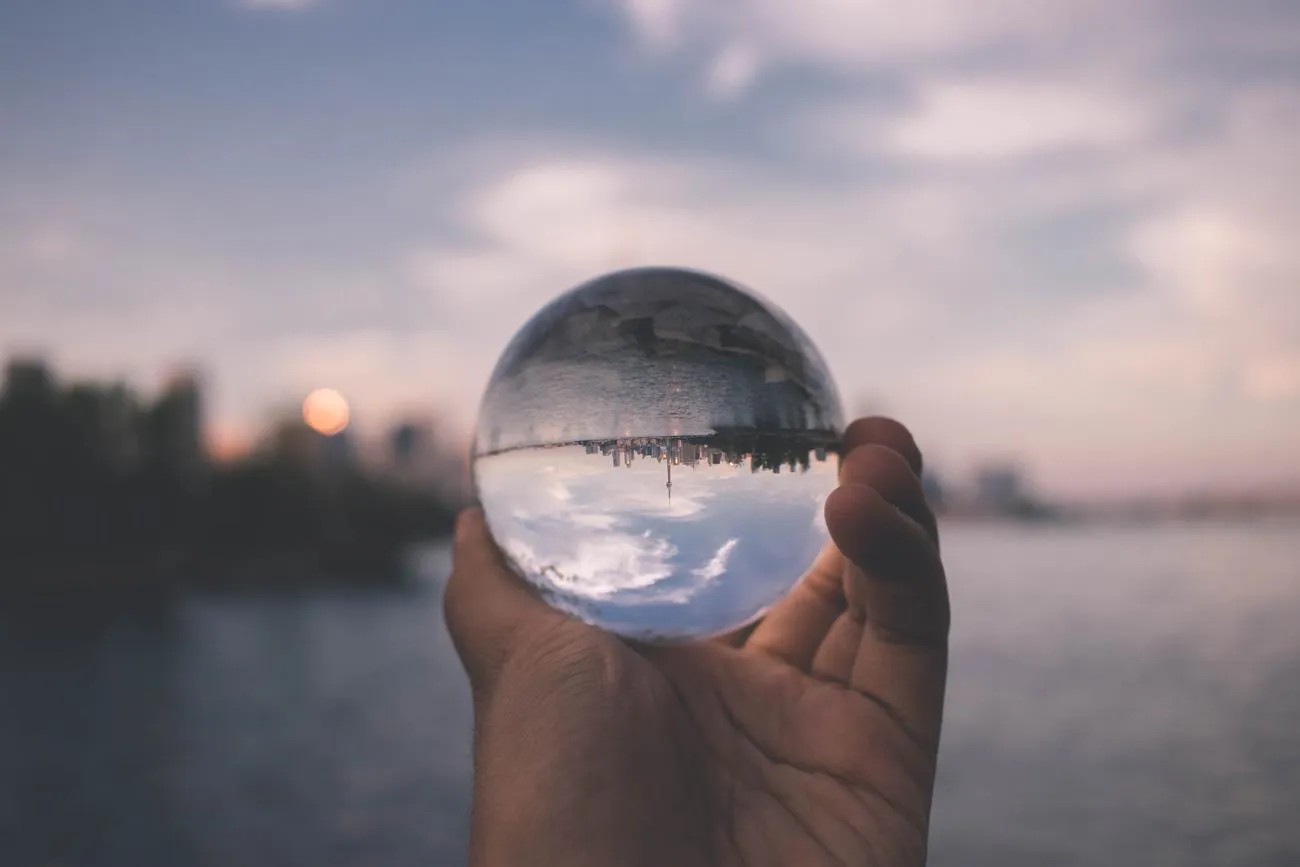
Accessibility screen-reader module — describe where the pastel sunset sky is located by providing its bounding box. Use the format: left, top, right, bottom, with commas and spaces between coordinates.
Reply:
3, 0, 1298, 496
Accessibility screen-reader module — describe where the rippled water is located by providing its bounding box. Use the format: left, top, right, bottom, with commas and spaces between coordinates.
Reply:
2, 521, 1298, 866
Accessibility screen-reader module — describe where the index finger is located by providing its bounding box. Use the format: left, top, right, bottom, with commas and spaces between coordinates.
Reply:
742, 417, 930, 668
826, 451, 949, 752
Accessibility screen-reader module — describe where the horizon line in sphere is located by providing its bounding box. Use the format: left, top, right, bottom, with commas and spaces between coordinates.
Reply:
472, 429, 845, 460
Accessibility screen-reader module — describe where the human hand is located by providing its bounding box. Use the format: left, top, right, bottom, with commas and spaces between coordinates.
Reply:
445, 417, 949, 867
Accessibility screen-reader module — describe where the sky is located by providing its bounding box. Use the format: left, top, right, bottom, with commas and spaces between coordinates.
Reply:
475, 444, 835, 637
1, 0, 1298, 497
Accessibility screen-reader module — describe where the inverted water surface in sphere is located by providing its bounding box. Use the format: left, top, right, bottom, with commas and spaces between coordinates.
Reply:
473, 267, 844, 641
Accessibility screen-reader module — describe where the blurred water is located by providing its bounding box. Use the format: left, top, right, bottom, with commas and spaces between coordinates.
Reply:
932, 519, 1300, 867
2, 521, 1298, 866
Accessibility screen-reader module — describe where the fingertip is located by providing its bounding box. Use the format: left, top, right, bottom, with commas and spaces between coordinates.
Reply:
843, 417, 923, 476
823, 451, 950, 749
824, 482, 950, 651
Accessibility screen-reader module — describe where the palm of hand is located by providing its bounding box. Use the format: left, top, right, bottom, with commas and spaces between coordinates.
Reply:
449, 419, 948, 867
522, 623, 941, 867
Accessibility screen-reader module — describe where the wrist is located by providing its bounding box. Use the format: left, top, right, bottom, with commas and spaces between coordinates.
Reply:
466, 702, 715, 867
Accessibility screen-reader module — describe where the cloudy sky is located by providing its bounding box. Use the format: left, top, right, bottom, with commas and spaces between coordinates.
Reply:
2, 0, 1298, 496
475, 444, 834, 637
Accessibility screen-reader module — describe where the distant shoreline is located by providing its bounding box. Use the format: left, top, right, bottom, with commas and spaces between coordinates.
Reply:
0, 537, 452, 601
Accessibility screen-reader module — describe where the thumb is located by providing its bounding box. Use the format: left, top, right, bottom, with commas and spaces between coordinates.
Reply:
443, 508, 560, 692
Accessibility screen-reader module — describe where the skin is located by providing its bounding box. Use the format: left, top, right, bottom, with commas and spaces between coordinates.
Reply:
445, 417, 950, 867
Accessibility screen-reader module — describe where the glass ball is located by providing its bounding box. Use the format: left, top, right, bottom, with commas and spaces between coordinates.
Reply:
472, 267, 844, 641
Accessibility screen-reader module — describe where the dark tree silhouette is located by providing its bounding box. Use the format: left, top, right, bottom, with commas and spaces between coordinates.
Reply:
0, 358, 459, 595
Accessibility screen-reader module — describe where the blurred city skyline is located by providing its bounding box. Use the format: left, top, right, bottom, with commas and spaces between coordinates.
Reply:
2, 0, 1298, 498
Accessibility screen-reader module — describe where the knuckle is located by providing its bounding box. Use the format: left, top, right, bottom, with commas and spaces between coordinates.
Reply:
845, 443, 920, 488
852, 507, 945, 585
841, 444, 939, 542
844, 417, 922, 472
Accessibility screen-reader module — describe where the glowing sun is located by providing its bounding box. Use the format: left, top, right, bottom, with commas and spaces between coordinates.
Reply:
302, 388, 350, 436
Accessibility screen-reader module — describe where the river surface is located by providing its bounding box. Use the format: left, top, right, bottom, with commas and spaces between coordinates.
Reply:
3, 520, 1298, 866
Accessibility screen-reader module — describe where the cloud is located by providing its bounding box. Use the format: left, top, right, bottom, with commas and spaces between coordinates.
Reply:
1244, 358, 1300, 403
614, 0, 1093, 70
693, 537, 739, 582
14, 227, 85, 267
620, 0, 688, 48
505, 532, 679, 600
8, 72, 1297, 496
475, 445, 834, 624
404, 149, 940, 332
4, 0, 1297, 499
883, 81, 1151, 160
397, 62, 1300, 491
1128, 206, 1300, 401
800, 79, 1156, 165
610, 0, 1300, 90
704, 44, 761, 100
238, 0, 320, 11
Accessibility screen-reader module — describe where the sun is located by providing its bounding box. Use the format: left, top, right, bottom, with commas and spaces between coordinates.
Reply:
302, 388, 350, 436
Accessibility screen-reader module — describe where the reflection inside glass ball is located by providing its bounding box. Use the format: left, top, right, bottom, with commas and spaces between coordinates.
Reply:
473, 267, 844, 641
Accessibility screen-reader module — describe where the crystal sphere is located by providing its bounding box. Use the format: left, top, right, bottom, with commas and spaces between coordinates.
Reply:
472, 267, 844, 641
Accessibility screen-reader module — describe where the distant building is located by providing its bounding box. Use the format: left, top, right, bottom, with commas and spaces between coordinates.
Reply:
64, 381, 142, 471
391, 422, 422, 468
382, 417, 473, 500
145, 370, 206, 480
322, 427, 354, 469
100, 384, 142, 469
268, 418, 321, 469
973, 464, 1025, 512
921, 470, 946, 512
2, 358, 55, 405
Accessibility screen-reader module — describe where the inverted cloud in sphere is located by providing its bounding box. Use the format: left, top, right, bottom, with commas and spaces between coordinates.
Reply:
239, 0, 319, 11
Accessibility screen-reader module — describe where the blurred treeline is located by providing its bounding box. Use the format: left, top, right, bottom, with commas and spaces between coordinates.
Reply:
0, 359, 460, 595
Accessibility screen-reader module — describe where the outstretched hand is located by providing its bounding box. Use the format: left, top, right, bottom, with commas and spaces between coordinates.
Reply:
445, 417, 950, 867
